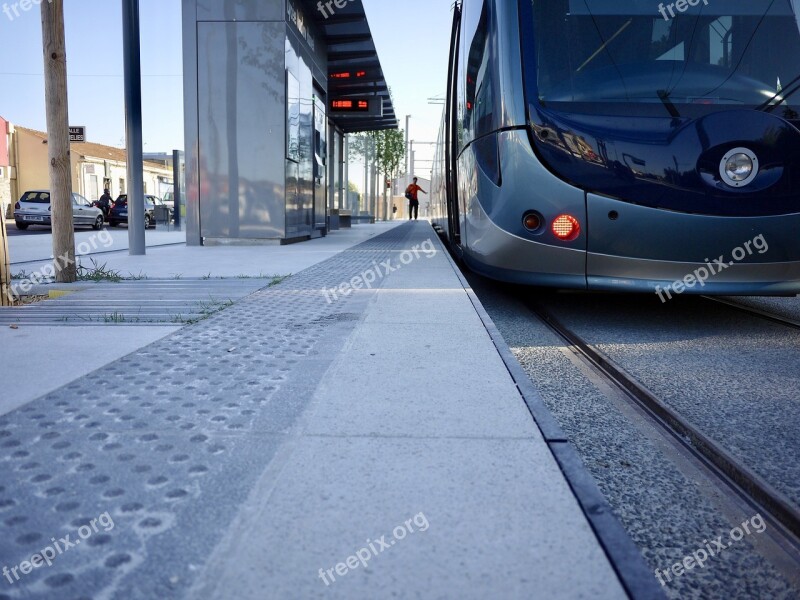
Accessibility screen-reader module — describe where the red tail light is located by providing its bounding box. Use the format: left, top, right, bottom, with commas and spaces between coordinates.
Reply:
552, 214, 581, 241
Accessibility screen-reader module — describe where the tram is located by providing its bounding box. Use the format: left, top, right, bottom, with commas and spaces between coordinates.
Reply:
431, 0, 800, 294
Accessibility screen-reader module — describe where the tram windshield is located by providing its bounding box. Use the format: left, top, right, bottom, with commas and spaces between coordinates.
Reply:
526, 0, 800, 118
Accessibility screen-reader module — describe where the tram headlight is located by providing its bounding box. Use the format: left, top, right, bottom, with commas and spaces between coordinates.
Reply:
725, 154, 753, 181
720, 148, 759, 188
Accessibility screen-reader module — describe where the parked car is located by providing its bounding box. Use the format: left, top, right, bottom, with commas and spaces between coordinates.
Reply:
162, 191, 175, 212
14, 190, 104, 231
151, 195, 175, 222
109, 194, 160, 229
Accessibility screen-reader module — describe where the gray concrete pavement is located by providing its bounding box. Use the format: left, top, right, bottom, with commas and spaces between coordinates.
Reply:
0, 326, 180, 414
1, 222, 404, 411
0, 222, 644, 599
190, 222, 627, 599
8, 222, 402, 278
7, 226, 185, 265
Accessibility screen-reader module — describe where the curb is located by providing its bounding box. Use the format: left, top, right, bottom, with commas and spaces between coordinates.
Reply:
432, 225, 666, 600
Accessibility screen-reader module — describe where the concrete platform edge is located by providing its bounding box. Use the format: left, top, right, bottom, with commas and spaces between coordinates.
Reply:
435, 225, 665, 600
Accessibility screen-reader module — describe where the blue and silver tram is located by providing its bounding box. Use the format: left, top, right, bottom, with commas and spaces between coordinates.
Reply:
431, 0, 800, 294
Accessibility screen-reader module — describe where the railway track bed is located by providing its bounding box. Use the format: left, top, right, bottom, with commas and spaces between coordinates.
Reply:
469, 279, 800, 599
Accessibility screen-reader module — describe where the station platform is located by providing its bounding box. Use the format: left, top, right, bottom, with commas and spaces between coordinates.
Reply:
0, 222, 659, 599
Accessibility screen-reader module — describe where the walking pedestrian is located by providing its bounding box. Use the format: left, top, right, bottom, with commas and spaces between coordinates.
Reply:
404, 177, 426, 220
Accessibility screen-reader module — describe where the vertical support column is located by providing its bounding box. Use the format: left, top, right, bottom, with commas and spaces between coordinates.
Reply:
328, 125, 336, 212
182, 0, 201, 246
172, 149, 182, 231
363, 139, 369, 216
342, 135, 349, 210
122, 0, 146, 255
404, 114, 410, 186
370, 137, 377, 220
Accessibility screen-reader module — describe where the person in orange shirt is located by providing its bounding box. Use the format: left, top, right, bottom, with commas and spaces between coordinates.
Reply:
404, 177, 427, 220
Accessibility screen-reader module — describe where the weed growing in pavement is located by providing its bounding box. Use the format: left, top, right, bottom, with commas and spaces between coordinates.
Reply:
77, 259, 123, 283
269, 275, 289, 287
170, 298, 237, 325
102, 312, 129, 324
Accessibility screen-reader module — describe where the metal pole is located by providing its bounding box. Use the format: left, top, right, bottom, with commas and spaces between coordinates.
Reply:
343, 134, 349, 210
122, 0, 145, 255
363, 139, 369, 215
172, 149, 182, 230
404, 114, 410, 185
328, 127, 336, 213
371, 137, 377, 219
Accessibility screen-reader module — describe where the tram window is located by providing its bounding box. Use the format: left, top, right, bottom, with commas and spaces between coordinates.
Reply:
709, 17, 733, 67
462, 0, 493, 139
527, 0, 800, 115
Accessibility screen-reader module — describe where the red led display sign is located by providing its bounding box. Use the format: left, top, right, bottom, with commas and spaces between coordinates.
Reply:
331, 98, 371, 112
329, 70, 369, 80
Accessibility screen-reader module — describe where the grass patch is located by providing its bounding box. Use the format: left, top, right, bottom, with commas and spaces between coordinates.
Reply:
77, 259, 123, 283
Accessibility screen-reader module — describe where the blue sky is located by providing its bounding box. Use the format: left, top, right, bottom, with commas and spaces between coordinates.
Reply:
0, 0, 452, 181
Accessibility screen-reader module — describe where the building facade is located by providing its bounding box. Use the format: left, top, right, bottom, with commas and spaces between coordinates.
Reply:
182, 0, 396, 245
0, 117, 11, 218
0, 120, 173, 215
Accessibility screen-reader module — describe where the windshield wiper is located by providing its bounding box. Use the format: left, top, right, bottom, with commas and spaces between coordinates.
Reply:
657, 90, 681, 118
577, 18, 632, 73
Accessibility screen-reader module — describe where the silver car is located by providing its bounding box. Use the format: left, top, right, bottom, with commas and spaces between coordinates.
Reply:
14, 190, 105, 231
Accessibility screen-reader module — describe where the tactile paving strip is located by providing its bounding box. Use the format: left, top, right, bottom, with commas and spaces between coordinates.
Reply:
0, 279, 276, 326
0, 224, 418, 599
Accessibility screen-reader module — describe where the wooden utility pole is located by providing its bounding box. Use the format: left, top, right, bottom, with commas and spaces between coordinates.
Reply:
0, 207, 10, 306
41, 0, 76, 282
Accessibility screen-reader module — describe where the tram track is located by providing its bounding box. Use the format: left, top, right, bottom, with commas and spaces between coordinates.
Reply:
702, 296, 800, 330
526, 298, 800, 552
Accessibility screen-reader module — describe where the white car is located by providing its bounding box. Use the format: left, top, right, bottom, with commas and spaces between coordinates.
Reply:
14, 190, 104, 231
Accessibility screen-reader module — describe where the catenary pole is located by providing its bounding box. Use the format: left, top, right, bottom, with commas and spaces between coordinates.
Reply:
122, 0, 146, 255
404, 114, 410, 186
41, 0, 76, 282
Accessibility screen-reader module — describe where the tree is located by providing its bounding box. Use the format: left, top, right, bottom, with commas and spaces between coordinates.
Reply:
0, 208, 10, 306
42, 0, 76, 282
374, 129, 406, 181
349, 129, 406, 181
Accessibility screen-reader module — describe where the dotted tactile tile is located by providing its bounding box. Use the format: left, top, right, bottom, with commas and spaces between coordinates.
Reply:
0, 224, 420, 600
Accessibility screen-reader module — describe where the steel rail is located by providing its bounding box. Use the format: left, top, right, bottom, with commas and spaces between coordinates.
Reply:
527, 300, 800, 543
